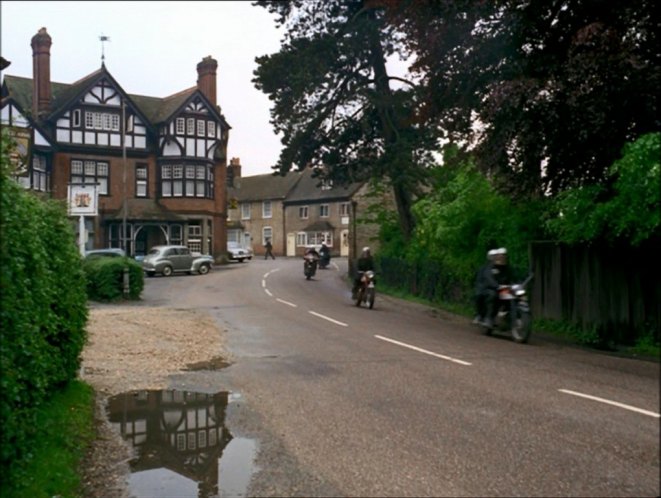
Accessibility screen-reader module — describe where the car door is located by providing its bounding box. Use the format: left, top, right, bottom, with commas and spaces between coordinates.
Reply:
177, 247, 193, 271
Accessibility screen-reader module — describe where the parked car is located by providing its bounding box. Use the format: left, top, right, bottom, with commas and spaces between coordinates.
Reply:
142, 245, 213, 277
84, 248, 126, 259
227, 242, 253, 263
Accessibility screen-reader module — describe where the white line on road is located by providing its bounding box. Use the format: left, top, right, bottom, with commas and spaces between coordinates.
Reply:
277, 298, 297, 307
262, 279, 266, 288
309, 311, 348, 327
559, 389, 660, 418
264, 288, 273, 297
374, 335, 472, 366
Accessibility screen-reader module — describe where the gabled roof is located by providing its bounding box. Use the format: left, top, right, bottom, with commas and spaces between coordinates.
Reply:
1, 67, 230, 130
228, 171, 302, 202
2, 75, 71, 119
284, 167, 364, 205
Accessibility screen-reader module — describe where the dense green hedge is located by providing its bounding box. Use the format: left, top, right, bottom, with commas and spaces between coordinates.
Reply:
83, 257, 144, 301
0, 158, 88, 478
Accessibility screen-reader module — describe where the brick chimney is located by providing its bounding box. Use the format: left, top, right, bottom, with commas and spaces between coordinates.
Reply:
197, 56, 218, 106
227, 157, 242, 187
31, 27, 52, 119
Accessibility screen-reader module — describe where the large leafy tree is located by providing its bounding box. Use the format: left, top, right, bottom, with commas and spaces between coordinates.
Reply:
253, 0, 437, 239
384, 0, 660, 197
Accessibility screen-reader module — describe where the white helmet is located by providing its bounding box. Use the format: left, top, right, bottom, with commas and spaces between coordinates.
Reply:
362, 246, 370, 253
487, 249, 497, 258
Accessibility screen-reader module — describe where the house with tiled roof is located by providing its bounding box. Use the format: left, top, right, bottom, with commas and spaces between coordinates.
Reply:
1, 27, 231, 260
226, 160, 302, 257
283, 167, 364, 258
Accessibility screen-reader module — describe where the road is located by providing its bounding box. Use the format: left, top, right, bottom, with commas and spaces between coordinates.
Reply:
142, 257, 660, 497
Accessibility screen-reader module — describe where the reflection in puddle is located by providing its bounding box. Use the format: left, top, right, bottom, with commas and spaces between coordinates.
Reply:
107, 389, 257, 498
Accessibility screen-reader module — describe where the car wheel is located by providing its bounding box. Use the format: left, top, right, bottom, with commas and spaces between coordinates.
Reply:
162, 265, 173, 277
198, 264, 210, 275
238, 258, 244, 263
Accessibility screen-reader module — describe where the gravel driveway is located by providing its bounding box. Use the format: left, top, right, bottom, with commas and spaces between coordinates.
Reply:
79, 303, 230, 498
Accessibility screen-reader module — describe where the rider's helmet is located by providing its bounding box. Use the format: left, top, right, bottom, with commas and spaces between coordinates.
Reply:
494, 247, 508, 265
487, 249, 497, 260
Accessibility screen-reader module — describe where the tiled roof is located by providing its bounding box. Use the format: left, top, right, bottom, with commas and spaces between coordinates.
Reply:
284, 167, 364, 204
2, 70, 219, 127
228, 171, 302, 202
2, 75, 71, 117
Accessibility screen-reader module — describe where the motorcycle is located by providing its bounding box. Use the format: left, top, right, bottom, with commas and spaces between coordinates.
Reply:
354, 270, 376, 309
319, 252, 331, 269
481, 274, 534, 343
303, 253, 318, 280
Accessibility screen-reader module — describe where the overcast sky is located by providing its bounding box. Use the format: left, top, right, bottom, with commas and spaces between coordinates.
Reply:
1, 1, 287, 177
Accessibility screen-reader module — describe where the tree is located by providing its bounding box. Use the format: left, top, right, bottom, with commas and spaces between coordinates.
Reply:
545, 132, 661, 246
253, 0, 437, 239
384, 0, 660, 197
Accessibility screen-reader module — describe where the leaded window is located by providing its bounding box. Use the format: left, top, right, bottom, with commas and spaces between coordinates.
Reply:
70, 159, 109, 194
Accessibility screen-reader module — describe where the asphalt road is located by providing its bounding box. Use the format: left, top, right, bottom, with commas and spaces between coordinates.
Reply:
143, 257, 660, 497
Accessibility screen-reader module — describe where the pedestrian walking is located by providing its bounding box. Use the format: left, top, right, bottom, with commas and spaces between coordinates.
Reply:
264, 239, 275, 260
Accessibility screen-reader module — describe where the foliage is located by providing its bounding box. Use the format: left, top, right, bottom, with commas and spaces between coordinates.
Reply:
385, 0, 660, 197
1, 381, 95, 498
254, 0, 438, 238
82, 257, 144, 301
0, 131, 88, 479
545, 133, 660, 246
376, 147, 546, 305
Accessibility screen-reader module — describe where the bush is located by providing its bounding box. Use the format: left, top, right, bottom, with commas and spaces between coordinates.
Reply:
0, 137, 88, 479
83, 257, 144, 301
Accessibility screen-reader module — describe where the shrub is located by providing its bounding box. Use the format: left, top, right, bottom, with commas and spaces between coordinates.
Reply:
0, 138, 88, 478
82, 257, 144, 301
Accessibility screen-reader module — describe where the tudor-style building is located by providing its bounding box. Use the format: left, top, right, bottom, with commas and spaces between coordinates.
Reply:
1, 27, 230, 260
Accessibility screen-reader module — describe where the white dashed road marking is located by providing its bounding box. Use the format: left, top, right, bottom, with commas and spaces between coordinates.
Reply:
374, 335, 472, 366
309, 311, 348, 327
559, 389, 660, 418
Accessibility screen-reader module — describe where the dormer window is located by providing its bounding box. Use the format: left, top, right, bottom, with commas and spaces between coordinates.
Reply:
176, 118, 185, 134
207, 121, 215, 138
73, 109, 81, 127
197, 120, 205, 137
187, 118, 195, 135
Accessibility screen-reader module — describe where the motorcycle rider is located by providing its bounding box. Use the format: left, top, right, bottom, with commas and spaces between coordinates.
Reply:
352, 246, 375, 299
303, 245, 320, 278
319, 242, 331, 268
474, 247, 512, 328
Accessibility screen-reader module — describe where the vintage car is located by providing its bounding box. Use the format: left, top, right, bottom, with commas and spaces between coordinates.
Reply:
227, 241, 253, 263
84, 248, 126, 259
142, 245, 212, 277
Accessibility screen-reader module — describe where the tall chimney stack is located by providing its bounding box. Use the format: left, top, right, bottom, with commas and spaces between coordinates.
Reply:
31, 27, 52, 119
197, 56, 218, 106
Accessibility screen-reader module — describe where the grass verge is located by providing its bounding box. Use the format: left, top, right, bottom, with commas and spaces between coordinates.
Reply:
378, 283, 660, 360
1, 380, 96, 498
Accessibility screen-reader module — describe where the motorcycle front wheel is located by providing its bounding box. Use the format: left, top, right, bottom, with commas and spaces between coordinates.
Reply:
366, 288, 375, 309
511, 305, 532, 343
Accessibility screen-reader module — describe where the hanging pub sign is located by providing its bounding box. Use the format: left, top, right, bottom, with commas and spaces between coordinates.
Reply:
67, 183, 99, 216
7, 127, 31, 179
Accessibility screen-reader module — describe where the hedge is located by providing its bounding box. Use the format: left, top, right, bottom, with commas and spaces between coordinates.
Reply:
0, 163, 88, 478
83, 257, 144, 301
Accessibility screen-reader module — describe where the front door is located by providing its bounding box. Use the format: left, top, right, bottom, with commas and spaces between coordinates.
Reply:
341, 229, 349, 257
287, 233, 296, 257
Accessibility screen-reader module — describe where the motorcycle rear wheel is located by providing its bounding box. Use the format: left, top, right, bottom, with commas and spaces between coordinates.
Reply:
355, 288, 364, 307
511, 307, 532, 343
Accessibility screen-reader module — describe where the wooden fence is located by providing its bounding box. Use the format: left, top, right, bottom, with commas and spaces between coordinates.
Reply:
530, 241, 661, 345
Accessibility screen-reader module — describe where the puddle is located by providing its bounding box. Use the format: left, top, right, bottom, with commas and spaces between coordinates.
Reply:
183, 357, 232, 371
107, 389, 257, 498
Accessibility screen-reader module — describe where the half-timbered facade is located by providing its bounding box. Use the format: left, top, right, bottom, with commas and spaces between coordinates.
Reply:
1, 28, 231, 260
